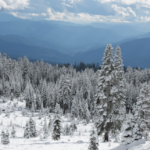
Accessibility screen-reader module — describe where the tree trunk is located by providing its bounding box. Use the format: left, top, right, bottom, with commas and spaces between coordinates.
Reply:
104, 132, 109, 142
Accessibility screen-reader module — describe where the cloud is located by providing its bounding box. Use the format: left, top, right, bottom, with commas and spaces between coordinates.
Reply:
96, 0, 150, 8
1, 0, 150, 23
0, 0, 29, 10
112, 4, 136, 17
46, 7, 130, 23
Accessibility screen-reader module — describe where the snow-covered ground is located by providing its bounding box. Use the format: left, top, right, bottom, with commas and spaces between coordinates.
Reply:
0, 98, 149, 150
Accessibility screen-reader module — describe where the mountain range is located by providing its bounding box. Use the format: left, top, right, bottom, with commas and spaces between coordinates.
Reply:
1, 14, 150, 68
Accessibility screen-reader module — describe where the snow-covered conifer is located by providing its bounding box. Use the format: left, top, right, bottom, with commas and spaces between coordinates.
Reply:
136, 83, 150, 138
70, 121, 77, 132
88, 127, 99, 150
1, 130, 5, 144
71, 96, 77, 120
11, 124, 16, 138
52, 103, 61, 140
0, 107, 2, 115
84, 102, 91, 124
2, 130, 10, 145
121, 114, 133, 145
43, 117, 49, 138
29, 117, 37, 138
24, 121, 30, 139
94, 44, 115, 141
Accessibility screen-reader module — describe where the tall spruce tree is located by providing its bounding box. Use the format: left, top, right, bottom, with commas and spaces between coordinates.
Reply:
94, 44, 115, 141
136, 83, 150, 140
110, 46, 126, 138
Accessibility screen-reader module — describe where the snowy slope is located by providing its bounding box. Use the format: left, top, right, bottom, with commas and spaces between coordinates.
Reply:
0, 99, 120, 150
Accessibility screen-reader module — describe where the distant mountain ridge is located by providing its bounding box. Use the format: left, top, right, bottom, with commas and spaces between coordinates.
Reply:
74, 38, 150, 68
0, 15, 150, 68
0, 38, 75, 64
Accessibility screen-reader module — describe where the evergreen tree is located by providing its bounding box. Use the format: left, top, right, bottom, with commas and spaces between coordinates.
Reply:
24, 121, 30, 138
110, 46, 126, 139
0, 107, 2, 115
1, 130, 5, 144
88, 127, 99, 150
121, 114, 133, 145
132, 105, 142, 141
94, 44, 115, 141
52, 103, 61, 140
43, 117, 49, 139
71, 96, 78, 120
2, 130, 10, 145
137, 83, 150, 137
70, 121, 77, 132
11, 124, 16, 138
63, 124, 71, 136
29, 117, 37, 138
84, 102, 91, 124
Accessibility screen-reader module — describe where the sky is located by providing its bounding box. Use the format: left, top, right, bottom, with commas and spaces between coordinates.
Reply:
1, 0, 150, 23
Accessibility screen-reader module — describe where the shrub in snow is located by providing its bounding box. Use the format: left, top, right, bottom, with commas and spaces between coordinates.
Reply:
88, 127, 99, 150
39, 110, 42, 119
63, 124, 71, 136
1, 130, 10, 145
70, 121, 77, 132
52, 103, 61, 140
22, 108, 27, 116
77, 140, 83, 144
5, 108, 10, 117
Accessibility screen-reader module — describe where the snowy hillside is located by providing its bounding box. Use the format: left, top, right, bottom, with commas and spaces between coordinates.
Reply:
0, 99, 121, 150
1, 45, 150, 150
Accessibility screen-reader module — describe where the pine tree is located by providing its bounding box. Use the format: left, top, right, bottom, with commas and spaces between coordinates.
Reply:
71, 96, 77, 120
52, 103, 61, 140
63, 124, 70, 136
11, 124, 16, 138
24, 121, 30, 138
0, 107, 2, 115
41, 80, 48, 108
84, 102, 91, 124
29, 117, 37, 138
121, 114, 133, 145
110, 46, 126, 139
43, 117, 49, 139
1, 130, 5, 144
70, 121, 77, 132
48, 114, 52, 131
94, 44, 115, 141
132, 105, 142, 141
2, 130, 10, 145
136, 83, 150, 138
88, 127, 99, 150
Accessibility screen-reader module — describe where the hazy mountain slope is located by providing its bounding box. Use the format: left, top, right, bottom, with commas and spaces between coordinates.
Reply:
0, 20, 124, 54
0, 39, 74, 64
0, 35, 63, 52
74, 38, 150, 68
